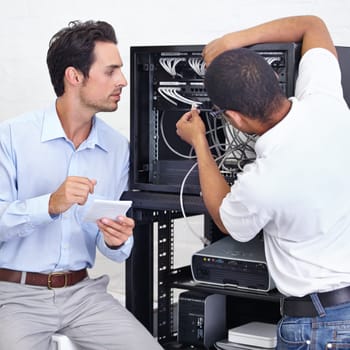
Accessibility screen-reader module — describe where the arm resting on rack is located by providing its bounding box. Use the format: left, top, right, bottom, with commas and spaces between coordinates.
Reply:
203, 15, 337, 65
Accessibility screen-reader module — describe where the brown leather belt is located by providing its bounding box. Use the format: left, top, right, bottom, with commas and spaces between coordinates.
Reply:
0, 268, 88, 289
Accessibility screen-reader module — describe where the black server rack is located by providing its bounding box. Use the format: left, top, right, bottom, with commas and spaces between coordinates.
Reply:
130, 43, 301, 195
125, 44, 350, 348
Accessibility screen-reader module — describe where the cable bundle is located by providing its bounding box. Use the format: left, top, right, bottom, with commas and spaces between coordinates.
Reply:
188, 57, 206, 77
159, 110, 257, 244
157, 87, 203, 107
159, 57, 185, 77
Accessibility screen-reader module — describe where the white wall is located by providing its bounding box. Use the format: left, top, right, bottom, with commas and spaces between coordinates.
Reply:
1, 0, 350, 138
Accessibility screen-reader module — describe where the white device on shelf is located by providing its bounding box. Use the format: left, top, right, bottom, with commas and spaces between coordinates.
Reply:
228, 322, 277, 349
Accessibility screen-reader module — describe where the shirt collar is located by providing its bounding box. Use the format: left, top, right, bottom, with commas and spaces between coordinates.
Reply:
41, 103, 66, 142
40, 103, 108, 152
254, 98, 297, 156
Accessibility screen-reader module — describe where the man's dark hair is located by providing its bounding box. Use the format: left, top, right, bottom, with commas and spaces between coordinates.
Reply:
204, 48, 285, 122
47, 20, 117, 97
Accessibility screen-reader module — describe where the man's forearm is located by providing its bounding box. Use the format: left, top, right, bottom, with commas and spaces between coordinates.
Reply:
194, 137, 230, 234
203, 15, 336, 63
224, 16, 317, 46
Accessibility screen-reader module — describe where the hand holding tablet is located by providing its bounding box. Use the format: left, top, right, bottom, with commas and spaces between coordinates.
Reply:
83, 199, 132, 223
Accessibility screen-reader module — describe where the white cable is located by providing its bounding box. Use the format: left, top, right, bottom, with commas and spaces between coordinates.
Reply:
188, 57, 206, 77
158, 107, 257, 244
159, 57, 185, 77
172, 89, 202, 106
159, 113, 197, 159
265, 56, 280, 65
158, 87, 202, 107
179, 161, 211, 246
179, 150, 232, 246
157, 87, 178, 106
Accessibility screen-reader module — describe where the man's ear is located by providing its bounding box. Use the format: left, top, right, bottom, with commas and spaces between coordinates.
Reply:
224, 110, 266, 135
65, 67, 83, 86
224, 110, 245, 129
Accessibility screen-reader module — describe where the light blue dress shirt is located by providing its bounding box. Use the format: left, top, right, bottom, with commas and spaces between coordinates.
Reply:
0, 103, 133, 273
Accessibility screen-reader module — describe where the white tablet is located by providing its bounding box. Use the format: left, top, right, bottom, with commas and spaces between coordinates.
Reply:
83, 199, 132, 222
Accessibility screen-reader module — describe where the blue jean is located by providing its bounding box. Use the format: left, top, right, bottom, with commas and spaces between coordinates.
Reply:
278, 295, 350, 350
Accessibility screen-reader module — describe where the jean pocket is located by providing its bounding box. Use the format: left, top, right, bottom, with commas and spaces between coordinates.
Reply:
324, 342, 350, 350
327, 325, 350, 349
325, 343, 350, 349
278, 318, 311, 350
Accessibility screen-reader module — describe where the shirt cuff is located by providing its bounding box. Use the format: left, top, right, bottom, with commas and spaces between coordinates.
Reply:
22, 193, 59, 225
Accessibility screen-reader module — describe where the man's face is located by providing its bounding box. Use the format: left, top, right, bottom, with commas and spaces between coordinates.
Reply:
80, 41, 127, 113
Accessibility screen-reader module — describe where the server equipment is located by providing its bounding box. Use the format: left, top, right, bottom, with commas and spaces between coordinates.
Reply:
130, 43, 301, 195
191, 235, 275, 292
178, 290, 227, 349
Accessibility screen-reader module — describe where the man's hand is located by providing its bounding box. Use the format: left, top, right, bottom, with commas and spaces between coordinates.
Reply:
176, 108, 206, 148
97, 216, 135, 248
49, 176, 97, 215
202, 34, 238, 66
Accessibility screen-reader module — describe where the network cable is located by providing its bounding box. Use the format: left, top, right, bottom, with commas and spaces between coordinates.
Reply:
159, 57, 185, 78
188, 57, 206, 77
159, 108, 257, 244
157, 87, 203, 107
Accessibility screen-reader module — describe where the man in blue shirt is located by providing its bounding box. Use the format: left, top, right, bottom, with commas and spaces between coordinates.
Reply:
0, 20, 162, 350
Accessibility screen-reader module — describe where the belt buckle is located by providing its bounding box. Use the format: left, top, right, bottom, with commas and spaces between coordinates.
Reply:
48, 272, 68, 289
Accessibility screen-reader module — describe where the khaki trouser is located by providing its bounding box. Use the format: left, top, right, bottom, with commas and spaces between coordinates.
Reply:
0, 274, 163, 350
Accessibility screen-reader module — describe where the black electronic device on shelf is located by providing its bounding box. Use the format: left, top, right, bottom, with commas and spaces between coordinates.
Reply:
191, 235, 275, 292
130, 43, 301, 195
178, 291, 227, 349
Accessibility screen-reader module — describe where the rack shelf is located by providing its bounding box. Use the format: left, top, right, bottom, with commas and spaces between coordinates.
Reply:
123, 191, 282, 349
